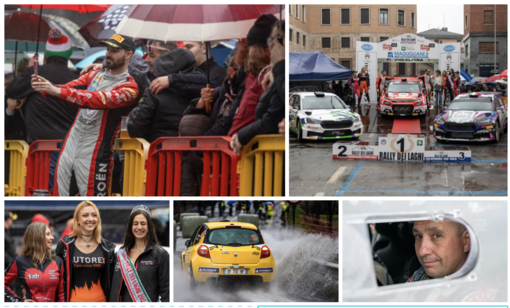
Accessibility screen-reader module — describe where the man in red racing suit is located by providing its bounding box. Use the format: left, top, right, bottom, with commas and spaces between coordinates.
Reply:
33, 34, 139, 196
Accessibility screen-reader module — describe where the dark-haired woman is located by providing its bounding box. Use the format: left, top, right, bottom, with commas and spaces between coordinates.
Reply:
5, 222, 65, 302
348, 71, 360, 107
55, 201, 116, 302
110, 205, 170, 302
453, 71, 461, 97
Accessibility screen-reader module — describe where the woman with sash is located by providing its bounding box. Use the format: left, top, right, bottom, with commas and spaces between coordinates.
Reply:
110, 205, 170, 302
55, 201, 116, 302
5, 222, 65, 302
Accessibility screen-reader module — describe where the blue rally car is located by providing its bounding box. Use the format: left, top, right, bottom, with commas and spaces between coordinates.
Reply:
433, 92, 507, 142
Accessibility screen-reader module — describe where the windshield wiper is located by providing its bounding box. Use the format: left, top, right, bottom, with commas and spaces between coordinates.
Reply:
225, 243, 244, 247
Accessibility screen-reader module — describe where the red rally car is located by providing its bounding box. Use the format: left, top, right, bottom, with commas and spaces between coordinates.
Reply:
378, 77, 429, 117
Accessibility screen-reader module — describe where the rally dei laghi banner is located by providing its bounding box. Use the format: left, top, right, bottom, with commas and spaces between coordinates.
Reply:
356, 33, 461, 101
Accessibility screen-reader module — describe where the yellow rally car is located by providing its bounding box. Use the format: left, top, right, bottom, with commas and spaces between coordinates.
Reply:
182, 222, 275, 286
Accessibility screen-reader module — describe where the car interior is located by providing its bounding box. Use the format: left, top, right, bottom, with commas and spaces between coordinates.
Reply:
369, 222, 422, 285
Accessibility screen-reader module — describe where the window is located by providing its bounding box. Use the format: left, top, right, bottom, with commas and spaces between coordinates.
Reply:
380, 37, 389, 42
457, 40, 461, 43
465, 44, 468, 56
411, 63, 416, 76
479, 42, 499, 53
484, 10, 494, 24
289, 4, 291, 15
360, 8, 370, 25
322, 37, 331, 48
322, 8, 331, 25
302, 5, 306, 22
341, 8, 350, 25
434, 39, 439, 43
341, 37, 350, 48
341, 60, 351, 69
465, 15, 468, 29
297, 32, 300, 44
303, 35, 306, 47
379, 8, 389, 25
440, 40, 443, 43
383, 62, 390, 74
398, 10, 405, 26
360, 37, 370, 42
411, 12, 415, 28
295, 5, 299, 19
461, 47, 464, 54
399, 63, 406, 75
290, 29, 292, 42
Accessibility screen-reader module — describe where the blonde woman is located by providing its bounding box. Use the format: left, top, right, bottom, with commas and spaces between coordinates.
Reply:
5, 222, 65, 302
55, 201, 115, 302
358, 66, 371, 106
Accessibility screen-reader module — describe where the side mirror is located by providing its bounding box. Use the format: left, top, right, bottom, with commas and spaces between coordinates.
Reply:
185, 240, 190, 247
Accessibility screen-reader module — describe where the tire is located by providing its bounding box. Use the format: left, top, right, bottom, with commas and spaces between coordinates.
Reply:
493, 122, 500, 143
189, 264, 197, 289
297, 118, 303, 142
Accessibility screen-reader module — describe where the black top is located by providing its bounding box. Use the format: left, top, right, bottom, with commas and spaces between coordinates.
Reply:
358, 73, 370, 84
70, 245, 106, 302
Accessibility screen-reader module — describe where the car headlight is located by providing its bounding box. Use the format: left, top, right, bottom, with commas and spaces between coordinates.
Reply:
306, 118, 321, 124
435, 117, 445, 125
384, 101, 391, 106
415, 101, 422, 106
475, 119, 492, 126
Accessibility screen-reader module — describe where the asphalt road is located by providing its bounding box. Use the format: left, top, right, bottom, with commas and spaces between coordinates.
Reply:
173, 208, 339, 302
290, 102, 508, 196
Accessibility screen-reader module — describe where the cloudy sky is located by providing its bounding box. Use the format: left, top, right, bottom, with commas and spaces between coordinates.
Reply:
417, 5, 464, 35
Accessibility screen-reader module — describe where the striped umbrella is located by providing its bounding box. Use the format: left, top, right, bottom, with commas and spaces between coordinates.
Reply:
115, 4, 283, 111
115, 5, 283, 42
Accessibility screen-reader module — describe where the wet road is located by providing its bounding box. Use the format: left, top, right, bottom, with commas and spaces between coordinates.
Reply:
173, 208, 339, 302
290, 103, 508, 196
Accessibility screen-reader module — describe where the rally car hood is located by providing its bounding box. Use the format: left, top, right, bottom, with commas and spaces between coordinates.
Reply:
436, 110, 494, 123
302, 109, 359, 121
386, 92, 421, 100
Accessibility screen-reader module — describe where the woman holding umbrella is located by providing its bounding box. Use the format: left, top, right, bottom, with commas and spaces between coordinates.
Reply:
5, 222, 65, 302
55, 201, 116, 302
110, 205, 169, 302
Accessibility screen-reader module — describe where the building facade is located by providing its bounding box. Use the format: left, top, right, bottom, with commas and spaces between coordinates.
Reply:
463, 5, 507, 77
418, 27, 465, 70
289, 5, 417, 75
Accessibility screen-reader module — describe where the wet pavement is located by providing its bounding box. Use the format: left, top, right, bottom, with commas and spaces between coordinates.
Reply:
290, 102, 508, 196
174, 207, 339, 302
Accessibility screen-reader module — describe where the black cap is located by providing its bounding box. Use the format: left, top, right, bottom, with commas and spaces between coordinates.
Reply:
247, 14, 278, 47
100, 34, 136, 53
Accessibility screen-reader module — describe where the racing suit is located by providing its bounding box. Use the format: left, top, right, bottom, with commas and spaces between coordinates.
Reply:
376, 75, 394, 103
48, 69, 139, 196
453, 77, 461, 97
5, 256, 65, 302
418, 74, 433, 104
348, 76, 360, 107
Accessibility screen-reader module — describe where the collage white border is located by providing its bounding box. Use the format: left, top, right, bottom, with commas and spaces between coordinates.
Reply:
2, 0, 510, 307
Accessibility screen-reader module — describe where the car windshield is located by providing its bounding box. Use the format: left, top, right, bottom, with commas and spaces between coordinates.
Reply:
207, 228, 263, 246
449, 100, 493, 111
387, 83, 421, 93
301, 95, 347, 110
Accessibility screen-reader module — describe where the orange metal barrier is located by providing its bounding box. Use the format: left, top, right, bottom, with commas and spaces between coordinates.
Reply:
145, 137, 240, 196
25, 140, 61, 196
5, 140, 29, 196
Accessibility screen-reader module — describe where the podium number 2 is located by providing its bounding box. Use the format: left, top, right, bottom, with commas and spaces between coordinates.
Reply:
338, 145, 347, 157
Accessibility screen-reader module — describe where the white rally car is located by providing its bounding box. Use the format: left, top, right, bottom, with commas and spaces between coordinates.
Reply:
289, 92, 363, 141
